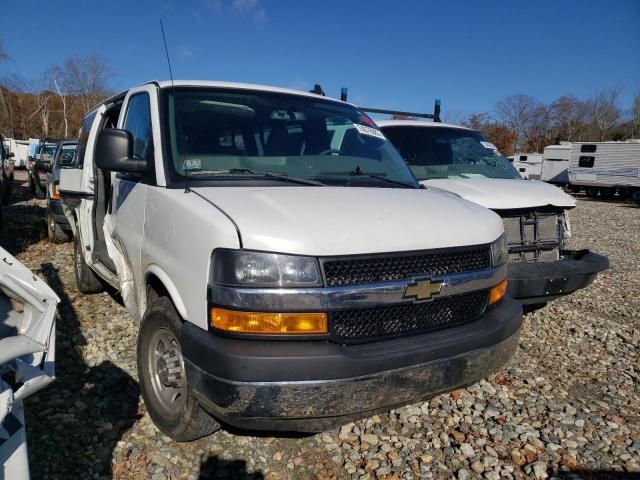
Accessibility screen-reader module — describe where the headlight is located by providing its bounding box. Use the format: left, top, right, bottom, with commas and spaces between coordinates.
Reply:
490, 233, 508, 267
212, 249, 322, 287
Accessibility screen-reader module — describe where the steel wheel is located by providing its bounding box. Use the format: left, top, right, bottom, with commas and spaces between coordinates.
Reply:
148, 328, 187, 412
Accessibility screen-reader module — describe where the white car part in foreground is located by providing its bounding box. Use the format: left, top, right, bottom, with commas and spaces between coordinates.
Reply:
0, 248, 59, 480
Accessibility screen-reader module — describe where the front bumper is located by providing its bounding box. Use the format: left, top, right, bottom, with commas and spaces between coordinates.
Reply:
182, 296, 522, 432
508, 249, 609, 304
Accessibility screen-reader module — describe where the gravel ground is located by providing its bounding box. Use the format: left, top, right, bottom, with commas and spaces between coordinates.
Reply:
2, 171, 638, 480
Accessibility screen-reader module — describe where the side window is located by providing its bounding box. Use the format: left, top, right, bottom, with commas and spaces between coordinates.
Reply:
123, 93, 153, 161
579, 156, 595, 168
76, 112, 97, 168
520, 155, 528, 161
581, 144, 597, 153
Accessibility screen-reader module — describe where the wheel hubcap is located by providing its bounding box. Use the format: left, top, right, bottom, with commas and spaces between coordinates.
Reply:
148, 329, 187, 412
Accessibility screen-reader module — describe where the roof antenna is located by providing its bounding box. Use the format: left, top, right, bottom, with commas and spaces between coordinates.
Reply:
160, 19, 191, 193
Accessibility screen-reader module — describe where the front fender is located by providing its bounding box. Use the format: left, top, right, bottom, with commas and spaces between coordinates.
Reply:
143, 265, 189, 321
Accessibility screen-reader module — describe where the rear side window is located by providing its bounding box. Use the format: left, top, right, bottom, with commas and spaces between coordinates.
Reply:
519, 155, 528, 161
123, 93, 153, 161
579, 156, 595, 168
76, 112, 97, 168
581, 144, 597, 153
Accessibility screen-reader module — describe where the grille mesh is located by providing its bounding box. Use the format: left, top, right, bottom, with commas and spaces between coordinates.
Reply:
332, 291, 489, 341
323, 247, 491, 287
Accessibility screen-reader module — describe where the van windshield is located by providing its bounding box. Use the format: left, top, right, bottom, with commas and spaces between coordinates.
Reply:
382, 126, 521, 180
162, 88, 419, 188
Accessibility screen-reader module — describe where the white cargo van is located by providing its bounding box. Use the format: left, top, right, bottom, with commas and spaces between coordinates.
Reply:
378, 120, 608, 307
60, 80, 521, 440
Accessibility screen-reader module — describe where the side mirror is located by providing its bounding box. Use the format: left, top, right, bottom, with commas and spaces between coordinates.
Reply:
95, 129, 146, 173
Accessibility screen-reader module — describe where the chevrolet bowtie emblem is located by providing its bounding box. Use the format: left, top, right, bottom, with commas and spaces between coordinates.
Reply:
404, 278, 443, 301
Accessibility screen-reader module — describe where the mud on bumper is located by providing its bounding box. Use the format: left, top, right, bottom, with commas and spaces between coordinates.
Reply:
181, 297, 522, 432
508, 249, 609, 305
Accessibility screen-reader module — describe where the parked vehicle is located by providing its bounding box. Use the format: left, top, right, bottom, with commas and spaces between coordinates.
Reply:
541, 142, 571, 186
28, 141, 59, 199
60, 80, 522, 440
378, 120, 609, 308
45, 141, 77, 242
0, 247, 59, 479
511, 153, 543, 180
568, 140, 640, 201
2, 139, 29, 169
0, 134, 15, 204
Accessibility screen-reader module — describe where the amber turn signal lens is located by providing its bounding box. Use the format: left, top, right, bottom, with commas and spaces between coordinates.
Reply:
211, 308, 328, 334
51, 184, 61, 201
488, 279, 508, 305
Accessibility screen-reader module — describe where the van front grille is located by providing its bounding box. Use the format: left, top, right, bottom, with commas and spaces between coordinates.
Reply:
331, 290, 489, 342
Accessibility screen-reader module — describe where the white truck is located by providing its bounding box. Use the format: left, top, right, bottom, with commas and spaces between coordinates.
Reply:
541, 142, 571, 186
60, 80, 521, 440
378, 120, 608, 307
567, 140, 640, 201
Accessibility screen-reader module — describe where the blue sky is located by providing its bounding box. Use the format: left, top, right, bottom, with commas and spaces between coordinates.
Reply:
2, 0, 639, 117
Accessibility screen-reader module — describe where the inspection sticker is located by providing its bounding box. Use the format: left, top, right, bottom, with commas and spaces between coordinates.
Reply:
183, 158, 202, 171
480, 141, 498, 151
354, 123, 386, 139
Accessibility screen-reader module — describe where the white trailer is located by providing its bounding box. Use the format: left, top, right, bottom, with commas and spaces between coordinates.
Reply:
568, 140, 640, 199
512, 153, 543, 180
541, 143, 571, 185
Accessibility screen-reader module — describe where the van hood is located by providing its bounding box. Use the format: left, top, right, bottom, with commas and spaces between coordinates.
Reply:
421, 178, 576, 210
191, 186, 503, 256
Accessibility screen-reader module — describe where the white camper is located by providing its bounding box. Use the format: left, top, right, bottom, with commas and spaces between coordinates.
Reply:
568, 140, 640, 199
512, 153, 543, 180
541, 143, 571, 185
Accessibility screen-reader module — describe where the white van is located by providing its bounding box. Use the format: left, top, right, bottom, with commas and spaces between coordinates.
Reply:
60, 80, 521, 440
378, 120, 608, 307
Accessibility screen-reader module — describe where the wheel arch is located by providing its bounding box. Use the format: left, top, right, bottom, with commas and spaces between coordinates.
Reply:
143, 265, 189, 322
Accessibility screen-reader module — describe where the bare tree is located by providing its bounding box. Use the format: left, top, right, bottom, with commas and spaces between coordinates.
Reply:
590, 87, 622, 141
60, 54, 114, 113
47, 66, 69, 137
550, 95, 587, 141
631, 90, 640, 138
494, 94, 542, 152
442, 108, 466, 125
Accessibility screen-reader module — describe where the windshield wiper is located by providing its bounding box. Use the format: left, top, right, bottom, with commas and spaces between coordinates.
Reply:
188, 168, 325, 186
317, 167, 418, 189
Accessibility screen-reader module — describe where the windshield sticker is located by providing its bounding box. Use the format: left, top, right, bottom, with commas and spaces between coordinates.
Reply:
480, 141, 500, 153
183, 159, 202, 171
354, 123, 386, 139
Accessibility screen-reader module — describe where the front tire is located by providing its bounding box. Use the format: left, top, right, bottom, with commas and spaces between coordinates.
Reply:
74, 235, 104, 293
137, 296, 220, 441
47, 208, 70, 243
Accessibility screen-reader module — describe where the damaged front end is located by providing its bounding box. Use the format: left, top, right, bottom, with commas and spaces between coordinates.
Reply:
0, 248, 59, 480
497, 207, 608, 304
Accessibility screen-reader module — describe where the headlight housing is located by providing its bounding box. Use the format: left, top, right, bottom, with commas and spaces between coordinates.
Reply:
212, 249, 322, 287
490, 233, 508, 267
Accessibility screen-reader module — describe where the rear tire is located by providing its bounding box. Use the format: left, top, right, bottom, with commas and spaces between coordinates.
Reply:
74, 235, 104, 293
137, 296, 220, 441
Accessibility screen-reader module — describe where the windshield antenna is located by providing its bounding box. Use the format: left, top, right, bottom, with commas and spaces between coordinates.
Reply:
160, 19, 190, 193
